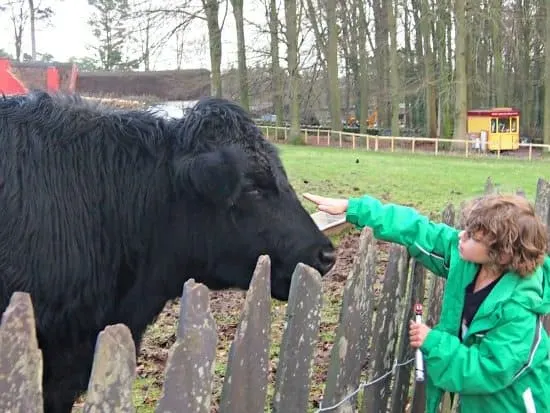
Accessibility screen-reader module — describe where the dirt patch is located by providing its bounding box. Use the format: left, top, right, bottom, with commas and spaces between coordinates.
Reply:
133, 230, 395, 411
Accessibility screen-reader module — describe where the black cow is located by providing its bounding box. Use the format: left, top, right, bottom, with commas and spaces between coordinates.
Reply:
0, 91, 335, 412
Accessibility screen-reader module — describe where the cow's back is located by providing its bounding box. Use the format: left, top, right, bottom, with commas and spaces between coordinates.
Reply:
0, 92, 175, 343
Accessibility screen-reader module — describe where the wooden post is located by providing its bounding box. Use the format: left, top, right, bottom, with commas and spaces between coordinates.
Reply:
219, 256, 272, 413
0, 292, 43, 413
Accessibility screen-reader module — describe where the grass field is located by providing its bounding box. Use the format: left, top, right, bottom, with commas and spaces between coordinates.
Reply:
76, 146, 550, 413
280, 145, 550, 215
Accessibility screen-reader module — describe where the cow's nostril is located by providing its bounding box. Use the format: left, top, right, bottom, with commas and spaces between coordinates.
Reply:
318, 247, 336, 273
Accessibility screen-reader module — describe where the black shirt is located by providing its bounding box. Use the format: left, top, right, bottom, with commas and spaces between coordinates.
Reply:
460, 270, 503, 339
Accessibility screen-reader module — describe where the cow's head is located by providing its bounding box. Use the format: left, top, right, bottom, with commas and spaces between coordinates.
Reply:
170, 98, 336, 300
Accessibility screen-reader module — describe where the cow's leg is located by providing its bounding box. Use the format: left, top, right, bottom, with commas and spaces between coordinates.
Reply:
41, 340, 95, 413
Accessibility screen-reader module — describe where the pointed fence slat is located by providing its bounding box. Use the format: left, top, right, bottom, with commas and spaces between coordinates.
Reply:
83, 324, 136, 413
321, 227, 377, 412
155, 279, 217, 413
219, 255, 272, 413
272, 263, 323, 413
0, 292, 43, 413
534, 178, 550, 333
361, 244, 411, 413
390, 259, 426, 413
426, 203, 455, 328
535, 178, 550, 249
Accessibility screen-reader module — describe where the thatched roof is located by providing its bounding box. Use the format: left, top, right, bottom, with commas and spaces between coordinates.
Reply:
76, 69, 211, 101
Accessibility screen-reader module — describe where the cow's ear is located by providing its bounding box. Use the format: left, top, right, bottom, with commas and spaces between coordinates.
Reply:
174, 146, 245, 205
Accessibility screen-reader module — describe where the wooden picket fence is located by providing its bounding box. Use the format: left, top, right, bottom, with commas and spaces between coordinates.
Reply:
0, 178, 549, 413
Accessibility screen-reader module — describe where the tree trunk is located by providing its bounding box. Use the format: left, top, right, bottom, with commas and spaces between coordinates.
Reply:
544, 0, 550, 147
284, 0, 302, 143
520, 0, 533, 133
358, 0, 370, 134
28, 0, 36, 60
388, 0, 401, 136
230, 0, 249, 110
269, 0, 284, 137
420, 0, 437, 138
372, 0, 389, 129
491, 0, 504, 106
202, 0, 222, 97
327, 0, 342, 131
453, 0, 468, 143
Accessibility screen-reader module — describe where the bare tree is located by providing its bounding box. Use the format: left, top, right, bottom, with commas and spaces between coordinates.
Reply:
388, 0, 400, 136
544, 0, 550, 147
284, 0, 301, 143
201, 0, 225, 97
7, 0, 28, 61
267, 0, 284, 132
326, 0, 341, 131
453, 0, 468, 142
229, 0, 249, 109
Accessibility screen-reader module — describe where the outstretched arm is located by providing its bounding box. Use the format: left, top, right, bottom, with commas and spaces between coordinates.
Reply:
303, 193, 458, 277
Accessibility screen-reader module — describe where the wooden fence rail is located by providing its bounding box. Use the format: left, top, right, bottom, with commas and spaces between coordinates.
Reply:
259, 125, 550, 161
0, 178, 549, 412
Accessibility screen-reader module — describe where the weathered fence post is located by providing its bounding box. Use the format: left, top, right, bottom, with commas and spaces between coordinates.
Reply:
321, 227, 377, 412
411, 203, 457, 413
83, 324, 136, 413
155, 279, 217, 413
389, 259, 426, 413
361, 244, 411, 413
535, 178, 550, 250
219, 255, 272, 413
0, 292, 44, 413
534, 178, 550, 333
272, 263, 323, 413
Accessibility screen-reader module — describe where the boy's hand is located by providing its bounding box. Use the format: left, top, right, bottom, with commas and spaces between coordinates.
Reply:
303, 193, 349, 215
409, 320, 431, 348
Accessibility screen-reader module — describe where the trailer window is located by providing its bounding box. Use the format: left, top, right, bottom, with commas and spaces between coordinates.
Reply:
511, 117, 517, 132
498, 117, 510, 132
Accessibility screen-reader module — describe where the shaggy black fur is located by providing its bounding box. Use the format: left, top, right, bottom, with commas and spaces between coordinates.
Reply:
0, 91, 335, 412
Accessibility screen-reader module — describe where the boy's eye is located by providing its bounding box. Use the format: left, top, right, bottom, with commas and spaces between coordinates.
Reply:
466, 230, 482, 242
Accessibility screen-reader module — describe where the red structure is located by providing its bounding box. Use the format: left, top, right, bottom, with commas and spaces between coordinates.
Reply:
0, 58, 77, 96
0, 58, 28, 95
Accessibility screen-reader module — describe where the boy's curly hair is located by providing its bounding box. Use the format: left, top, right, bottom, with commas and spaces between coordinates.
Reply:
461, 194, 548, 277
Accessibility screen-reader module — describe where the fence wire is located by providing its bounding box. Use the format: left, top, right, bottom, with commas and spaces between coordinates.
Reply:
314, 357, 416, 412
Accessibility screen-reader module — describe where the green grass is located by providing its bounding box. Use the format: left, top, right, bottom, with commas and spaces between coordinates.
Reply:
279, 145, 550, 216
133, 377, 162, 411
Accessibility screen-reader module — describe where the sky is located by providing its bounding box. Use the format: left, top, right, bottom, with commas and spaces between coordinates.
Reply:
0, 0, 272, 71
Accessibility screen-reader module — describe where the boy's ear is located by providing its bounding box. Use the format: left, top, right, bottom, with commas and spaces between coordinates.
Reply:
173, 146, 246, 206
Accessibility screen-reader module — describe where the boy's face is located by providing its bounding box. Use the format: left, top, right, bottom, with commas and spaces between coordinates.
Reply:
458, 230, 491, 264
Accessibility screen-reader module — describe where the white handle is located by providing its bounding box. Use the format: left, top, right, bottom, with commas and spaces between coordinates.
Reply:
415, 313, 425, 382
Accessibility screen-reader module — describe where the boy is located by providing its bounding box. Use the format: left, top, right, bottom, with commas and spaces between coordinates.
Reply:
303, 192, 550, 413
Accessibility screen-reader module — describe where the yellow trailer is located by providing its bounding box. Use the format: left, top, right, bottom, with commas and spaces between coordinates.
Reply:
467, 107, 520, 151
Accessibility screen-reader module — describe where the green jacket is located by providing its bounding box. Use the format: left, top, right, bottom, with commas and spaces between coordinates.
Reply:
346, 195, 550, 413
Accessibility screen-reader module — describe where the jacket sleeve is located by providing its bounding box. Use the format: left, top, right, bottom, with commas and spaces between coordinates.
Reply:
420, 305, 538, 394
346, 195, 458, 277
